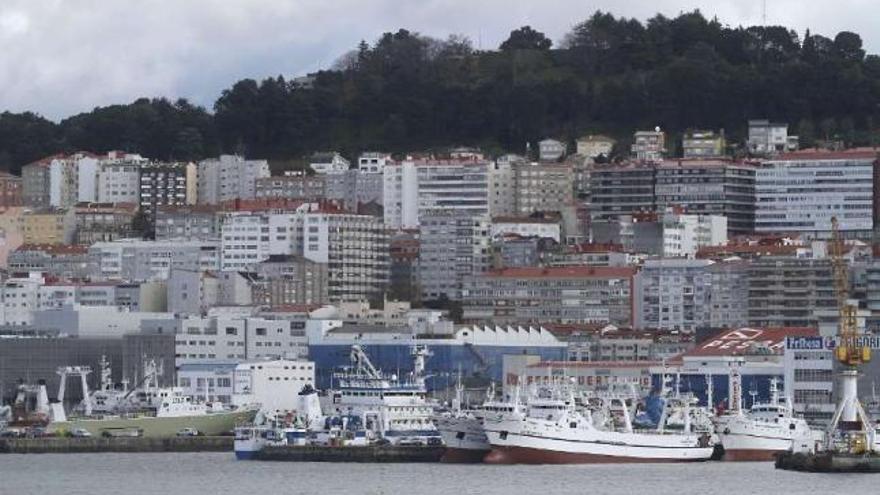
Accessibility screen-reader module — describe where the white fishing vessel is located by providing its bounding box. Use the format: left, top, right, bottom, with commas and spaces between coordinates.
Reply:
483, 388, 715, 464
49, 357, 257, 438
715, 374, 814, 461
434, 383, 516, 462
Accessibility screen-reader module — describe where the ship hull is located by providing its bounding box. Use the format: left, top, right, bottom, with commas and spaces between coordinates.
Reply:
714, 414, 813, 462
484, 445, 712, 464
442, 446, 491, 463
436, 415, 489, 462
484, 417, 714, 464
722, 448, 782, 462
50, 408, 257, 438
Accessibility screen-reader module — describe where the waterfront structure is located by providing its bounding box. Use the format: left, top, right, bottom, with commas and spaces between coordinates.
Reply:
634, 259, 713, 332
255, 171, 326, 200
783, 336, 836, 426
177, 359, 315, 412
164, 314, 309, 365
22, 208, 75, 245
154, 205, 221, 241
575, 135, 615, 159
418, 210, 490, 301
306, 322, 566, 388
632, 129, 665, 161
461, 266, 635, 326
682, 130, 725, 158
197, 155, 270, 205
755, 149, 876, 240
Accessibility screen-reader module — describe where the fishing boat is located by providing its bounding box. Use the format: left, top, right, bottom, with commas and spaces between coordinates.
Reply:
483, 387, 715, 464
715, 375, 814, 461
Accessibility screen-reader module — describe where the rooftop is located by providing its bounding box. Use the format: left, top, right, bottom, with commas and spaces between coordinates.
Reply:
684, 327, 817, 357
481, 266, 636, 279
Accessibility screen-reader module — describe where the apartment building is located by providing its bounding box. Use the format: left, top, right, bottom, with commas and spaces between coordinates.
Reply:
255, 172, 326, 201
22, 208, 75, 245
139, 162, 195, 222
682, 130, 725, 158
747, 256, 836, 328
417, 210, 490, 301
461, 266, 635, 326
514, 162, 574, 216
154, 205, 221, 241
755, 150, 876, 240
631, 129, 666, 161
0, 172, 23, 207
74, 202, 139, 244
89, 239, 221, 281
633, 259, 713, 332
197, 155, 270, 205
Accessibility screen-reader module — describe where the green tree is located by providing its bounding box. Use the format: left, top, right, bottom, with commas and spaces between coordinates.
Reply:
500, 26, 552, 51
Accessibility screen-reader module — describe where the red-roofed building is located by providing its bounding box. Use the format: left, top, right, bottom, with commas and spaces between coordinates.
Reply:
461, 266, 635, 326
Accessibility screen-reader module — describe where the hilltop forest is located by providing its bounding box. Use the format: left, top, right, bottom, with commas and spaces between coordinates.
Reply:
3, 10, 880, 174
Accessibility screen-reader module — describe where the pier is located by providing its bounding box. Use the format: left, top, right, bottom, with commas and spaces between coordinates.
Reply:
254, 445, 445, 463
0, 436, 233, 454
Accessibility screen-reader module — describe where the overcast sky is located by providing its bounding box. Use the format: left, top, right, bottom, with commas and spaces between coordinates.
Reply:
0, 0, 876, 120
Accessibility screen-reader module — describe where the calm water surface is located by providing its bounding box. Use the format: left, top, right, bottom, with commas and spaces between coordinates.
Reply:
3, 453, 879, 495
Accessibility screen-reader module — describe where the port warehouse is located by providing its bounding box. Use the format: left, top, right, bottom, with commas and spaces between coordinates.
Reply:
306, 324, 567, 390
0, 332, 175, 403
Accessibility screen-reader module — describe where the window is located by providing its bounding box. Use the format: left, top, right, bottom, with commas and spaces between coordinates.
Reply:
225, 327, 237, 336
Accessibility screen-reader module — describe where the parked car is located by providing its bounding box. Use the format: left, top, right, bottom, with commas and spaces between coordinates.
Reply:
176, 427, 199, 437
70, 428, 92, 438
397, 437, 425, 446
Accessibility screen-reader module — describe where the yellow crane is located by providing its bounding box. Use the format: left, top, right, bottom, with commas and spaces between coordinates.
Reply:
830, 217, 871, 366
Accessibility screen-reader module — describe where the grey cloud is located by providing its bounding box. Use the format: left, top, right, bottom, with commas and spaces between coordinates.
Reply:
0, 0, 875, 120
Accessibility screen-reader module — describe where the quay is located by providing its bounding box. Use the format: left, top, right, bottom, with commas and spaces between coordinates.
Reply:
253, 445, 445, 463
776, 452, 880, 473
0, 436, 233, 454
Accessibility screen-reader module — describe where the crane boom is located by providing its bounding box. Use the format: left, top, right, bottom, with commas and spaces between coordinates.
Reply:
830, 217, 870, 366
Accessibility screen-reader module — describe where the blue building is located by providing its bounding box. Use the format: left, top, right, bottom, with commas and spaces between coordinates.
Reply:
307, 324, 567, 390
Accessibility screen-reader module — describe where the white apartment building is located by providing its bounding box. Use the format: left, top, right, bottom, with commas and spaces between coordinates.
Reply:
490, 218, 561, 242
98, 159, 143, 203
171, 315, 309, 365
538, 139, 566, 162
576, 135, 615, 159
632, 129, 666, 161
89, 239, 221, 281
177, 359, 315, 413
358, 152, 390, 173
633, 259, 713, 332
783, 336, 835, 427
383, 158, 489, 229
309, 152, 349, 174
755, 150, 875, 240
748, 119, 796, 155
661, 210, 727, 257
197, 155, 270, 205
488, 156, 519, 217
0, 274, 44, 326
219, 210, 305, 271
